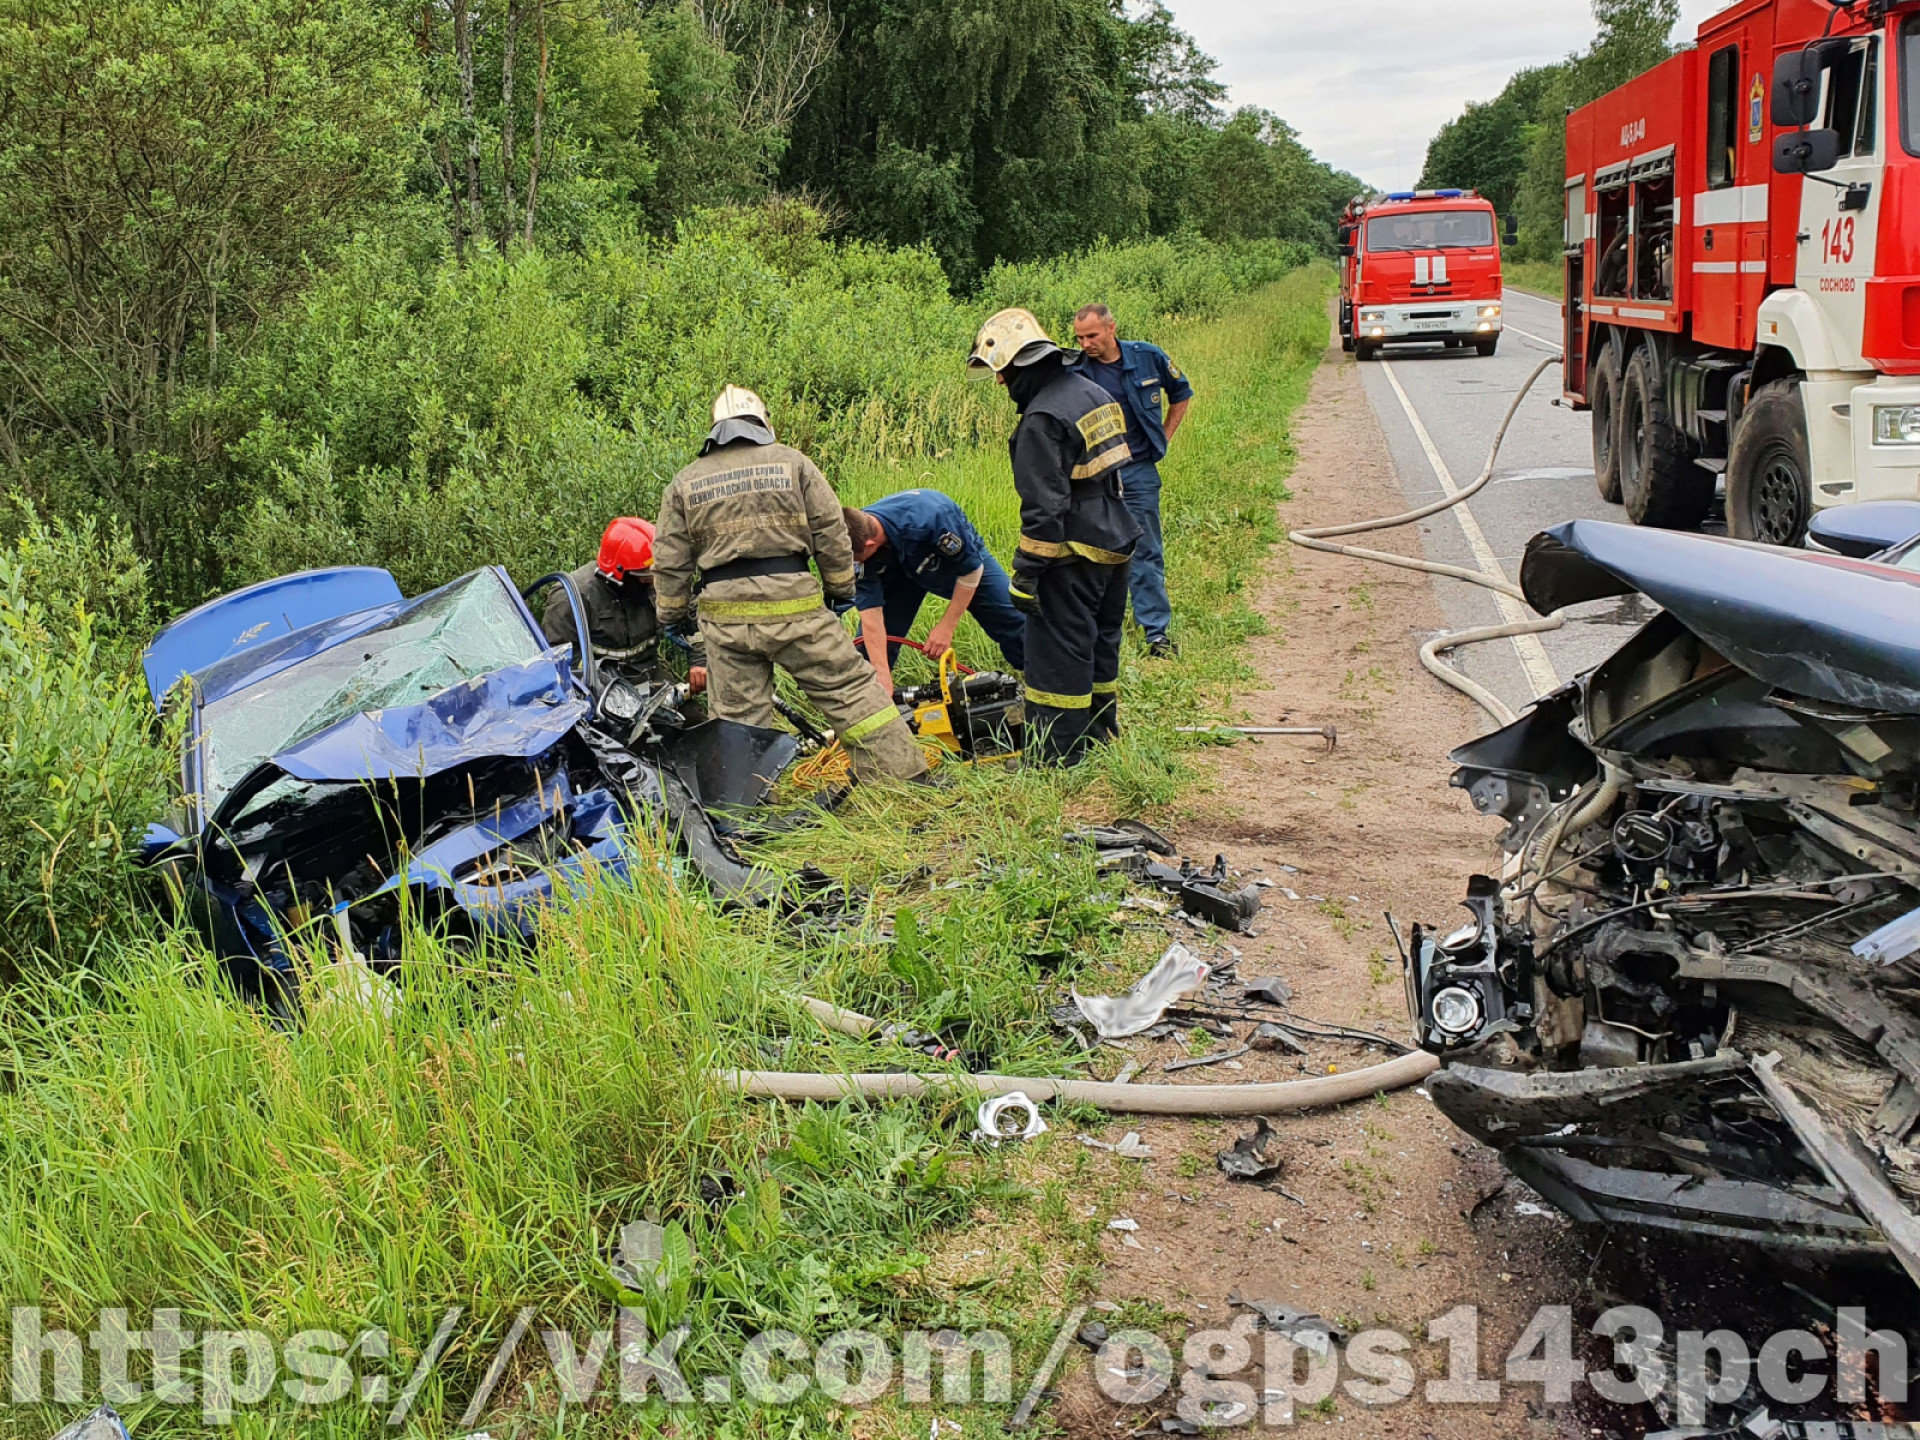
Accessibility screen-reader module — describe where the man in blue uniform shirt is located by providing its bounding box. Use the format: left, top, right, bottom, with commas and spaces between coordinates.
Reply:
1070, 303, 1193, 657
844, 490, 1027, 695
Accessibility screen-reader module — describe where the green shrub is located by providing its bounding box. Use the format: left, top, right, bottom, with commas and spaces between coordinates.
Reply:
224, 206, 1298, 600
0, 514, 172, 976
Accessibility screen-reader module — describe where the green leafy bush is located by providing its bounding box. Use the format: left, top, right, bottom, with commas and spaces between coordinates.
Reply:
0, 512, 171, 975
225, 208, 1304, 599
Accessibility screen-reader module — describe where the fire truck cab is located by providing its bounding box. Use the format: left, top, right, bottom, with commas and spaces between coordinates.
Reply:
1338, 190, 1508, 360
1564, 0, 1920, 542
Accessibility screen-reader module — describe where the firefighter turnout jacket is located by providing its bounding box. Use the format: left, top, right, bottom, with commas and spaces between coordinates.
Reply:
653, 433, 927, 784
1004, 360, 1141, 765
653, 441, 858, 626
1011, 368, 1144, 568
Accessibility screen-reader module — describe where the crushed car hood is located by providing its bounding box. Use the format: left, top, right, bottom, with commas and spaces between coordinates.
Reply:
1522, 519, 1920, 714
256, 653, 584, 787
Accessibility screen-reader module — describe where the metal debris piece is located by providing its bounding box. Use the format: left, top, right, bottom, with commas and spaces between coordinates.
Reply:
1250, 1022, 1309, 1055
50, 1409, 130, 1440
1164, 1045, 1252, 1073
973, 1091, 1049, 1146
1242, 976, 1293, 1007
1854, 901, 1920, 966
1225, 1293, 1349, 1357
1079, 1131, 1153, 1159
1075, 1322, 1110, 1350
1072, 942, 1211, 1038
1216, 1117, 1285, 1182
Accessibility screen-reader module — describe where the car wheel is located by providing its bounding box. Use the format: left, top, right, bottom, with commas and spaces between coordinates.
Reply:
1726, 380, 1812, 546
1617, 345, 1710, 529
1475, 336, 1498, 357
1590, 346, 1623, 503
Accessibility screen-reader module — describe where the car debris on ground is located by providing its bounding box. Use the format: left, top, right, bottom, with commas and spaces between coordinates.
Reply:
1215, 1116, 1285, 1182
971, 1091, 1049, 1145
1409, 519, 1920, 1290
1071, 822, 1265, 933
1071, 942, 1212, 1038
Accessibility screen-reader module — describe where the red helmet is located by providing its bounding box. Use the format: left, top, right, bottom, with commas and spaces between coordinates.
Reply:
596, 516, 656, 583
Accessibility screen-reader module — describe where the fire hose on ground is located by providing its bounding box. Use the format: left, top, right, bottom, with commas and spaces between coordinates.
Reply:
716, 995, 1440, 1117
1287, 353, 1566, 729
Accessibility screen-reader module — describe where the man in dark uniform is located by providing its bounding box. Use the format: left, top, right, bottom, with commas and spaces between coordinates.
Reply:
843, 489, 1025, 695
967, 307, 1141, 766
1070, 303, 1193, 658
541, 516, 707, 693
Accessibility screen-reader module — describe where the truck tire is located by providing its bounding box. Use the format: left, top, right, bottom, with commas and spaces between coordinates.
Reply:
1617, 345, 1709, 529
1726, 380, 1812, 546
1590, 347, 1623, 503
1355, 339, 1380, 362
1475, 336, 1499, 357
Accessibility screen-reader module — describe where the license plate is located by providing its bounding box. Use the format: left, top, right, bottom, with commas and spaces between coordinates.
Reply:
1412, 318, 1449, 331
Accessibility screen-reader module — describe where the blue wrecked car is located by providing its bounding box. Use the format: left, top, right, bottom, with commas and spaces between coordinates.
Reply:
140, 563, 796, 993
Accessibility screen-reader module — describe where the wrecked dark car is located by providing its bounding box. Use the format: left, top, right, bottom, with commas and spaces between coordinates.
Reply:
1409, 517, 1920, 1284
139, 564, 794, 995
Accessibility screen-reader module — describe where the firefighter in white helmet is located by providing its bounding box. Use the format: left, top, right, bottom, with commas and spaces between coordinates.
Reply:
969, 308, 1140, 765
652, 386, 928, 783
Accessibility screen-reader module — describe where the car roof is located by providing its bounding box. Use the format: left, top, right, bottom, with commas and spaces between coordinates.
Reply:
143, 566, 404, 709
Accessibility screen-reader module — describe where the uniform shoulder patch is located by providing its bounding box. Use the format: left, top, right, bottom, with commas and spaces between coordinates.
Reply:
1077, 403, 1127, 449
935, 530, 964, 557
1167, 361, 1183, 380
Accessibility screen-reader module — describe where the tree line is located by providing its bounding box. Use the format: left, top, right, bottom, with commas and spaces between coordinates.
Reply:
0, 0, 1359, 610
1415, 0, 1679, 257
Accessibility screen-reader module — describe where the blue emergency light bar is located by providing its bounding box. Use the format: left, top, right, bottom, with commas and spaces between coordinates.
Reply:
1382, 188, 1467, 201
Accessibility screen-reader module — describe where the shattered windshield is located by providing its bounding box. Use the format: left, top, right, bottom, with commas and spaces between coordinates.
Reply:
1365, 211, 1495, 251
198, 569, 546, 811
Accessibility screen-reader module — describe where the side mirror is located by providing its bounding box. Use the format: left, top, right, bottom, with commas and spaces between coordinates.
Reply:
1772, 51, 1823, 126
1772, 40, 1848, 126
138, 822, 196, 867
1503, 213, 1519, 245
1773, 127, 1842, 175
1338, 242, 1355, 258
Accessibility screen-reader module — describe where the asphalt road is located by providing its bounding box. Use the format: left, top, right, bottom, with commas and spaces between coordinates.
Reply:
1352, 285, 1661, 729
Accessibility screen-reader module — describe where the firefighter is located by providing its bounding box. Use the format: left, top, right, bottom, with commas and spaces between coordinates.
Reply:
540, 516, 707, 693
653, 385, 928, 784
968, 308, 1140, 766
843, 489, 1026, 696
1069, 302, 1192, 658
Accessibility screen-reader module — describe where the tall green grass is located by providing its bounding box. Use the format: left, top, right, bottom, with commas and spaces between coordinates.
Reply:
0, 270, 1331, 1438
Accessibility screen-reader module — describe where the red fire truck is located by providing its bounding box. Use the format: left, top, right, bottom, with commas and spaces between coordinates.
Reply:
1337, 190, 1508, 360
1563, 0, 1920, 542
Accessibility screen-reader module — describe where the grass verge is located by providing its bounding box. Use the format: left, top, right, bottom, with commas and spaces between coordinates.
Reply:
1502, 258, 1564, 300
0, 267, 1333, 1440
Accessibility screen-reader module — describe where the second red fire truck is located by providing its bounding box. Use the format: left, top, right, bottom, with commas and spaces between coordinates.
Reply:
1338, 190, 1509, 360
1562, 0, 1920, 542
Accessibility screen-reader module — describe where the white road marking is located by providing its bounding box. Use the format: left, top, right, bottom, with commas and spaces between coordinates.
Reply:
1503, 322, 1561, 349
1378, 359, 1561, 701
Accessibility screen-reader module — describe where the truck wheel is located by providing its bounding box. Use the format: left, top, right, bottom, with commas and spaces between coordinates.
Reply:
1355, 340, 1379, 362
1475, 336, 1498, 357
1617, 346, 1709, 529
1726, 381, 1811, 546
1590, 347, 1622, 503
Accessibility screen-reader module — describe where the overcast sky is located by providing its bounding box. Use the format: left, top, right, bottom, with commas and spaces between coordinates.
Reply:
1166, 0, 1730, 192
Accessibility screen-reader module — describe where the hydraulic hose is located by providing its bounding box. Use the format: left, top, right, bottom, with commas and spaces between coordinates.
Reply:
1288, 354, 1566, 727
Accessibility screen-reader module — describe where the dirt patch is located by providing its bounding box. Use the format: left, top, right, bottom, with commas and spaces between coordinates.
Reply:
1050, 342, 1593, 1437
